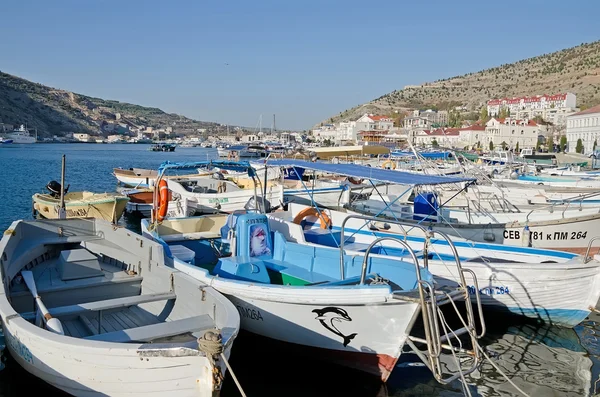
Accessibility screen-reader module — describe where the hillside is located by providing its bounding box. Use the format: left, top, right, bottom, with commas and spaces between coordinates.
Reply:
323, 40, 600, 125
0, 71, 220, 137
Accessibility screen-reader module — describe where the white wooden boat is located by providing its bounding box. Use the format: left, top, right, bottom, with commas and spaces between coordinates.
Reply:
167, 177, 284, 214
274, 202, 600, 328
0, 218, 240, 396
32, 186, 129, 224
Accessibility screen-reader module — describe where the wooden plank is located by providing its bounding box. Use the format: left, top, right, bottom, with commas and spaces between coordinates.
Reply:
108, 311, 129, 329
20, 292, 176, 321
113, 311, 138, 329
128, 306, 160, 326
79, 315, 99, 335
61, 320, 81, 338
70, 319, 91, 338
99, 313, 119, 332
83, 315, 214, 343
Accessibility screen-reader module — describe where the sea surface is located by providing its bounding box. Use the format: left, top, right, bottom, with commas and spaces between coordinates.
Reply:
0, 143, 599, 396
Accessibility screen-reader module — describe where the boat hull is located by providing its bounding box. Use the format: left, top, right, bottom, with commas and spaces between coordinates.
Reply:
32, 194, 129, 223
284, 204, 600, 327
3, 322, 230, 397
168, 258, 418, 381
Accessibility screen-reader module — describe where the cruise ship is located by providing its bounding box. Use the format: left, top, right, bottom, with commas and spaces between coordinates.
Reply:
2, 125, 36, 144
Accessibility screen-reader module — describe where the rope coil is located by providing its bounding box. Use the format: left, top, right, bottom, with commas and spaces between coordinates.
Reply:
198, 329, 247, 397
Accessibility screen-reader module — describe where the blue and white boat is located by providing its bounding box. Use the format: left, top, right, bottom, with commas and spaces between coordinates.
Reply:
141, 160, 485, 384
261, 159, 600, 328
0, 138, 13, 144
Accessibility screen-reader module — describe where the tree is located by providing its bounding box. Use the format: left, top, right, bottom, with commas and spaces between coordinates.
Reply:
501, 141, 507, 150
576, 138, 584, 154
498, 106, 511, 119
489, 141, 494, 151
431, 139, 439, 148
547, 135, 554, 152
448, 110, 462, 128
560, 135, 567, 152
515, 142, 519, 153
479, 107, 489, 123
536, 140, 541, 152
594, 139, 598, 151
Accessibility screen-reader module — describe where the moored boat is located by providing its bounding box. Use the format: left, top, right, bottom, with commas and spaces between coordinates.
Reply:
141, 211, 486, 383
113, 167, 209, 188
32, 181, 129, 224
258, 160, 600, 326
0, 217, 240, 396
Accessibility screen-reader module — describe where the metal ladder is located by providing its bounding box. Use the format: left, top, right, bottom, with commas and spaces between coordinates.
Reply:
339, 214, 486, 384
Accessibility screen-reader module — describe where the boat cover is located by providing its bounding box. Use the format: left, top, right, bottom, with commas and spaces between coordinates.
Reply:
266, 159, 474, 186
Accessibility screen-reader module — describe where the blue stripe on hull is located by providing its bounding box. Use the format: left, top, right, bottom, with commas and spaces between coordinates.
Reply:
490, 306, 589, 328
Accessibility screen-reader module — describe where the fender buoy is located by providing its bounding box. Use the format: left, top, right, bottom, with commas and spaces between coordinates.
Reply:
156, 179, 169, 222
293, 207, 331, 229
348, 176, 363, 185
381, 160, 396, 170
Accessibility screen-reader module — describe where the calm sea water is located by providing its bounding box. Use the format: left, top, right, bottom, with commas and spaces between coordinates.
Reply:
0, 143, 599, 396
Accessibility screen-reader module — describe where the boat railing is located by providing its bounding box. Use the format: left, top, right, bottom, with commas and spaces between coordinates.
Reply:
525, 191, 598, 222
584, 236, 600, 263
357, 234, 484, 384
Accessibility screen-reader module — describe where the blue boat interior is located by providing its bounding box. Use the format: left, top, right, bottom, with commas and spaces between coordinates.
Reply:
301, 228, 469, 262
162, 213, 432, 290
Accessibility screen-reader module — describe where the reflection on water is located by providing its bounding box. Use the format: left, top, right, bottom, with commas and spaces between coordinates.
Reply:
1, 144, 600, 396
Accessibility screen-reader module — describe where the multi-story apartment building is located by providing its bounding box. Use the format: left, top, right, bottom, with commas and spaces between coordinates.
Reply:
487, 93, 578, 125
566, 104, 600, 154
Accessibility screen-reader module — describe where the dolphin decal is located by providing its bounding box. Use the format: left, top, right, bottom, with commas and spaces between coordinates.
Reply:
312, 307, 357, 347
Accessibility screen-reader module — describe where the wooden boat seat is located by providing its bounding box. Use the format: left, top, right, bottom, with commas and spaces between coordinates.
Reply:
20, 292, 177, 321
8, 235, 104, 271
80, 239, 144, 267
83, 314, 214, 343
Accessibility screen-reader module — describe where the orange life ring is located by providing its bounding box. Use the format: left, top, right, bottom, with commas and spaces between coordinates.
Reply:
293, 207, 331, 229
156, 179, 169, 222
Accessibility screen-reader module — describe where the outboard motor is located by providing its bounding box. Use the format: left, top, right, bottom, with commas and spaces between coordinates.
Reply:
46, 180, 69, 198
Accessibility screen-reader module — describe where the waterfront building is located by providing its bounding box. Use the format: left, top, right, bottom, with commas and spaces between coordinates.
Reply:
566, 104, 600, 154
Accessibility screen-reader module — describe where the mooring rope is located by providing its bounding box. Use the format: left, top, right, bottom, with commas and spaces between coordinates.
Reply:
198, 329, 247, 397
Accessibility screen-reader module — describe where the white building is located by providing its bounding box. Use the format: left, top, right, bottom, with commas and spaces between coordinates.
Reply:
312, 114, 394, 144
487, 93, 577, 125
413, 128, 461, 147
458, 125, 486, 148
566, 104, 600, 154
487, 93, 576, 115
484, 118, 539, 149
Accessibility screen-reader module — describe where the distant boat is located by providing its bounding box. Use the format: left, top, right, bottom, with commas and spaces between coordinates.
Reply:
0, 138, 13, 144
2, 124, 36, 144
150, 143, 176, 152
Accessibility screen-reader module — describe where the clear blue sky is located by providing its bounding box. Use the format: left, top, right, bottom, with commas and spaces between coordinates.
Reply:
1, 1, 598, 130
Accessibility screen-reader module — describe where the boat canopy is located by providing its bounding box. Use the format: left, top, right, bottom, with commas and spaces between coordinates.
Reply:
158, 160, 257, 177
266, 159, 474, 186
